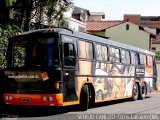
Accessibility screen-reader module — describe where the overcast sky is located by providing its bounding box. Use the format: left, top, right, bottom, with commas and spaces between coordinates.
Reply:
74, 0, 160, 20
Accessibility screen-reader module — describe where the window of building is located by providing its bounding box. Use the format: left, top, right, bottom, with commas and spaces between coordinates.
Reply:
102, 15, 105, 19
126, 24, 129, 30
152, 47, 156, 51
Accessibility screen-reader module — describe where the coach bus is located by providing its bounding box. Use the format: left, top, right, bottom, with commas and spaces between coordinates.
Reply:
2, 28, 157, 111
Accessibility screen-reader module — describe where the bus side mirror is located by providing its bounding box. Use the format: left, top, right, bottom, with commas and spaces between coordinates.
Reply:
64, 43, 76, 66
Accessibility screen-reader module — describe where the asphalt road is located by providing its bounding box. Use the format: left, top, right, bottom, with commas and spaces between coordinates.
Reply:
1, 93, 160, 120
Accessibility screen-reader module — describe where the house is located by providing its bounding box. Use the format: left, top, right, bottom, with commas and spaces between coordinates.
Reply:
124, 14, 160, 34
88, 12, 105, 21
63, 6, 90, 32
87, 21, 156, 50
124, 14, 160, 51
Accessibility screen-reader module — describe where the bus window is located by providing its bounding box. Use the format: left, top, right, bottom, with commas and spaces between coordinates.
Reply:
126, 51, 131, 64
86, 42, 93, 59
147, 55, 153, 67
144, 55, 147, 66
64, 43, 76, 66
13, 46, 26, 67
130, 52, 135, 64
121, 49, 126, 63
78, 40, 93, 60
135, 53, 139, 65
109, 47, 120, 62
96, 44, 108, 61
78, 40, 86, 58
139, 53, 144, 65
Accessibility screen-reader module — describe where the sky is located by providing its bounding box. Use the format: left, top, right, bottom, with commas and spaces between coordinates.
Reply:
74, 0, 160, 20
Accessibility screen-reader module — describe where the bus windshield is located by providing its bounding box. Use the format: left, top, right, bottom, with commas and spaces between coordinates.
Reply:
8, 36, 59, 69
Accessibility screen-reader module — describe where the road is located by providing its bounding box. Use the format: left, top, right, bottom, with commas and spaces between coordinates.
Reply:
1, 93, 160, 120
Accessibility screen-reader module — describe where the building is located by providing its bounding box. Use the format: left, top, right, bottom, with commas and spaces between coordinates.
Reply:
124, 15, 160, 51
87, 21, 156, 50
63, 6, 90, 32
88, 12, 105, 21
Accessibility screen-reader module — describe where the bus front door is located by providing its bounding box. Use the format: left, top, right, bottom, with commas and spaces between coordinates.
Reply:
63, 43, 78, 102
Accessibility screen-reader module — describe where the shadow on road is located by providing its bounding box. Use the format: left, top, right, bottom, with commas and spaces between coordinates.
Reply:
0, 96, 152, 118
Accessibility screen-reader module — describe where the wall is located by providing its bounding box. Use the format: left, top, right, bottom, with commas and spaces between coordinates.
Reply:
89, 15, 103, 21
144, 27, 156, 34
152, 43, 160, 51
89, 31, 105, 37
105, 22, 150, 50
67, 18, 86, 32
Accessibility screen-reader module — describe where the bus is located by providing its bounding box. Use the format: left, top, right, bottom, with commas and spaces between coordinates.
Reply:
2, 28, 157, 111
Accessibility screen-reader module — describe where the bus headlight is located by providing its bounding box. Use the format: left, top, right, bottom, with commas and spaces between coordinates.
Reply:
42, 96, 47, 102
49, 96, 53, 102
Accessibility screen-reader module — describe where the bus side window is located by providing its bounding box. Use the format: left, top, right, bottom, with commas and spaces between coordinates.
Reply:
78, 40, 93, 60
139, 53, 144, 65
64, 43, 76, 67
131, 51, 135, 64
144, 55, 147, 66
121, 49, 126, 63
126, 51, 131, 64
96, 44, 108, 61
135, 53, 139, 65
147, 55, 153, 67
109, 47, 120, 62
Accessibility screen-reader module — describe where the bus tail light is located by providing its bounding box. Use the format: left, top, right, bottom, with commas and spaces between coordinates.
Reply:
42, 96, 47, 102
5, 95, 13, 101
48, 96, 53, 102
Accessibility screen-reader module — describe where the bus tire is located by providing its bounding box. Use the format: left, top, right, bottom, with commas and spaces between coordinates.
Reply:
132, 83, 139, 101
139, 82, 146, 100
80, 84, 89, 111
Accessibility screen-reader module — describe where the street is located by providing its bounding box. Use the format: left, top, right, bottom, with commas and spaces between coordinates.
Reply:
1, 93, 160, 120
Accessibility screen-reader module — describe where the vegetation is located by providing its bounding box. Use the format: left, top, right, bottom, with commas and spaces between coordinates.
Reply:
0, 0, 71, 31
156, 51, 160, 60
0, 0, 72, 69
0, 24, 23, 69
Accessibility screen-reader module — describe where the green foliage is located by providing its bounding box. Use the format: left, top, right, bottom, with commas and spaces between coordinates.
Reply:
156, 51, 160, 60
0, 24, 23, 69
6, 0, 17, 6
0, 0, 72, 30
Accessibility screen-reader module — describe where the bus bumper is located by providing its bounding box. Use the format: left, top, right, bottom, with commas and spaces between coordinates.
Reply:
3, 93, 63, 106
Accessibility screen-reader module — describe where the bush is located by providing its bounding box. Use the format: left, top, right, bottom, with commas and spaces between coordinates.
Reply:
156, 51, 160, 60
0, 24, 23, 69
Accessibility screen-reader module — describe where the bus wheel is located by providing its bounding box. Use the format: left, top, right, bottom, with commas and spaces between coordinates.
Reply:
139, 82, 146, 100
80, 84, 89, 111
132, 83, 139, 101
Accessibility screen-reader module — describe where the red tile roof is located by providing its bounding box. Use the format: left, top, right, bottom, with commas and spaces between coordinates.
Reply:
140, 21, 160, 29
86, 21, 124, 31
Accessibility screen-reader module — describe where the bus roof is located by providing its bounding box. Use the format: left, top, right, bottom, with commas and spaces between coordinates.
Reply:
12, 28, 155, 56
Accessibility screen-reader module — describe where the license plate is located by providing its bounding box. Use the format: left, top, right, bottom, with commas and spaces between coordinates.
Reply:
21, 98, 31, 102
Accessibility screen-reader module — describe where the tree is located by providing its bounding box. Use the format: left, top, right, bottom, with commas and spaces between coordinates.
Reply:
0, 24, 23, 69
1, 0, 72, 31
